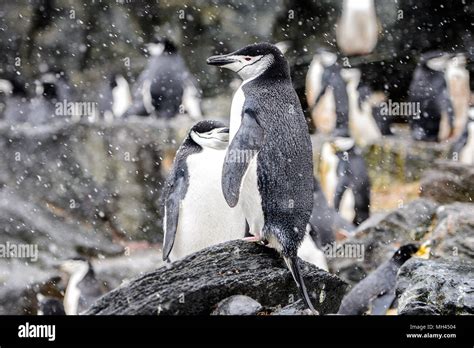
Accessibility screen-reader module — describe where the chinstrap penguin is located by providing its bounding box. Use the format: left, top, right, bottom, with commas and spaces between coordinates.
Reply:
60, 258, 105, 315
331, 137, 371, 226
124, 37, 202, 120
450, 107, 474, 165
161, 120, 246, 262
408, 51, 455, 142
207, 43, 316, 313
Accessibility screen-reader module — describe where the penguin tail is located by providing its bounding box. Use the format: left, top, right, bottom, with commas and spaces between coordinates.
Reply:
283, 255, 319, 315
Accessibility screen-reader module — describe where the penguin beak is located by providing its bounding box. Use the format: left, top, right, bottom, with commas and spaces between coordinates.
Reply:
206, 54, 237, 66
415, 240, 432, 259
217, 127, 229, 134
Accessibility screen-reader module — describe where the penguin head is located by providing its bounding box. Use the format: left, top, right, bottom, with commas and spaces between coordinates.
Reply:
146, 37, 177, 56
0, 76, 28, 97
207, 42, 288, 81
392, 243, 419, 264
330, 136, 355, 153
59, 257, 92, 277
314, 48, 338, 68
420, 51, 452, 72
392, 241, 431, 265
188, 120, 229, 150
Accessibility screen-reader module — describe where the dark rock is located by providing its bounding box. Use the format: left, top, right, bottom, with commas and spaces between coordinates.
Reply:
420, 161, 474, 204
85, 240, 347, 315
362, 130, 449, 184
0, 118, 190, 242
328, 199, 438, 285
211, 295, 262, 316
0, 189, 123, 314
396, 259, 474, 315
429, 203, 474, 261
271, 300, 312, 316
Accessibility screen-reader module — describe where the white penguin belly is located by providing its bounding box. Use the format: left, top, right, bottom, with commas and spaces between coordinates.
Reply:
460, 124, 474, 165
340, 188, 355, 222
229, 85, 245, 141
170, 149, 246, 260
240, 156, 265, 239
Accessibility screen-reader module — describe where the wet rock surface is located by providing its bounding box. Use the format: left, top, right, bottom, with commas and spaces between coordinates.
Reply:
420, 161, 474, 204
328, 199, 438, 285
211, 295, 263, 316
396, 259, 474, 315
0, 118, 193, 242
85, 240, 347, 315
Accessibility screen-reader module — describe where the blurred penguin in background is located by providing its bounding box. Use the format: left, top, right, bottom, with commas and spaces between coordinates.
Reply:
341, 68, 383, 147
0, 75, 30, 122
331, 136, 371, 226
408, 51, 455, 142
124, 37, 202, 120
451, 107, 474, 165
97, 72, 132, 122
307, 49, 350, 137
445, 53, 470, 138
60, 258, 105, 315
336, 0, 378, 56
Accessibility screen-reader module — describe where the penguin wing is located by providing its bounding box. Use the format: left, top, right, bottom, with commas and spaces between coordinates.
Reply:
369, 289, 397, 315
222, 110, 263, 207
162, 174, 187, 261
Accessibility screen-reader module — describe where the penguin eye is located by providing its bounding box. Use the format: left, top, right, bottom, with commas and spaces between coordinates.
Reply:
244, 57, 252, 61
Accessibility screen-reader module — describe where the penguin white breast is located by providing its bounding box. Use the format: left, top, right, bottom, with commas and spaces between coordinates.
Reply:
170, 148, 246, 260
460, 123, 474, 165
112, 76, 132, 117
239, 155, 265, 239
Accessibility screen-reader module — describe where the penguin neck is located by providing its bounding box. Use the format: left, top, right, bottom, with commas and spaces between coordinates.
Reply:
64, 263, 90, 315
258, 60, 291, 83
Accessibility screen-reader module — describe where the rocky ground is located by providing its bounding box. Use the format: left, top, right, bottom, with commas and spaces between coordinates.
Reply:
1, 117, 472, 315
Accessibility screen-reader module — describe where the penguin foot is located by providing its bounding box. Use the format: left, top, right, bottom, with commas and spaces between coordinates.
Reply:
242, 236, 261, 242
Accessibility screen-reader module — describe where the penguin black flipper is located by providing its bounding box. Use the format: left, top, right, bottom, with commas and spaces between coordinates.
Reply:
162, 175, 187, 261
284, 256, 318, 314
222, 110, 263, 207
333, 176, 349, 211
369, 289, 397, 315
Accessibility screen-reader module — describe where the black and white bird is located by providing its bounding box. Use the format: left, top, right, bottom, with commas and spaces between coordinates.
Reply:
409, 51, 455, 142
306, 49, 350, 137
337, 243, 431, 315
320, 136, 371, 226
60, 258, 105, 315
161, 120, 246, 262
207, 43, 316, 313
28, 73, 61, 125
124, 37, 202, 120
97, 73, 132, 121
0, 76, 30, 122
451, 107, 474, 165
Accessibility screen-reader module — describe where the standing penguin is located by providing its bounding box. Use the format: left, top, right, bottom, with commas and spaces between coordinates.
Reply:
60, 258, 105, 315
0, 76, 30, 122
97, 73, 132, 121
445, 53, 470, 138
162, 120, 246, 262
409, 51, 455, 142
331, 136, 371, 226
307, 49, 350, 136
124, 37, 202, 120
337, 243, 430, 315
207, 43, 316, 312
336, 0, 378, 56
451, 107, 474, 165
